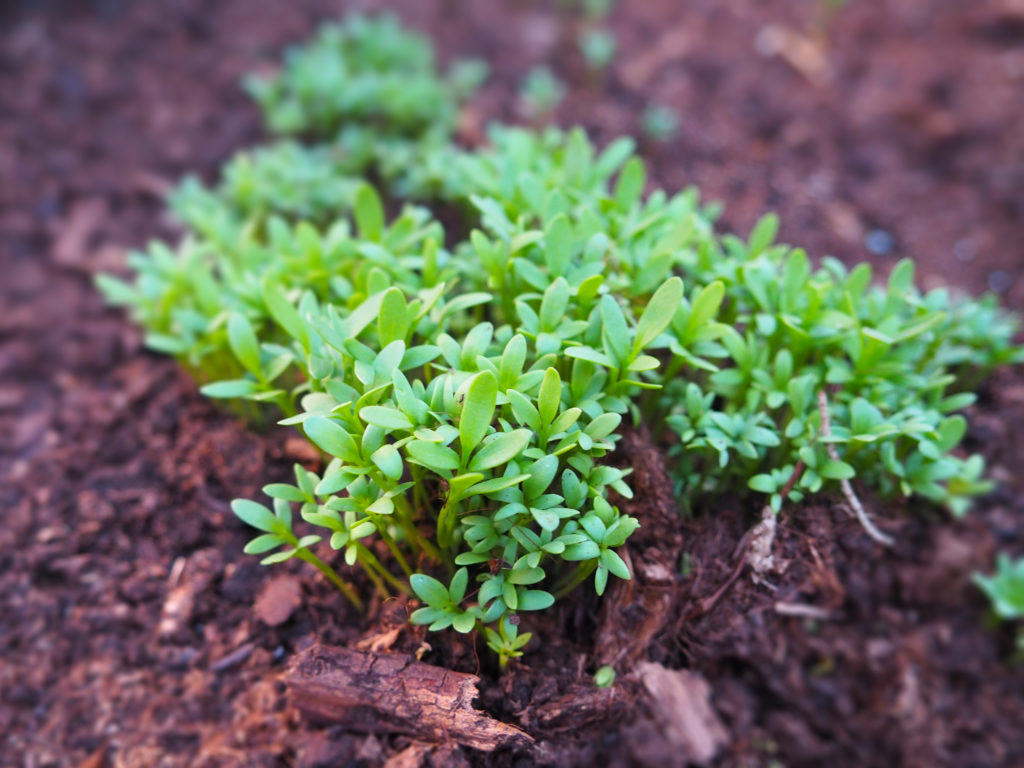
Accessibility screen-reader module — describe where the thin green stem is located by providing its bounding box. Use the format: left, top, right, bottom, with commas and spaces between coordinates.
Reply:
553, 560, 598, 600
394, 494, 442, 562
297, 550, 364, 613
436, 495, 460, 562
376, 523, 414, 577
358, 544, 412, 595
357, 555, 389, 598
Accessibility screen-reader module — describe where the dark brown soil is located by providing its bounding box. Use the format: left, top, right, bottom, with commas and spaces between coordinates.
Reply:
2, 1, 1023, 766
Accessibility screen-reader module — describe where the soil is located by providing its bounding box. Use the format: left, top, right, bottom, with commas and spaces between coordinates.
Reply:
2, 1, 1023, 766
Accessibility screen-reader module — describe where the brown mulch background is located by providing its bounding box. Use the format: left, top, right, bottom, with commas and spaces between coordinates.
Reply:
2, 1, 1023, 766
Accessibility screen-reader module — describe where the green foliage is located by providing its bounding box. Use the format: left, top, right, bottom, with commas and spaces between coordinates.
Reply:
582, 0, 614, 20
974, 554, 1024, 656
658, 220, 1022, 517
642, 103, 680, 143
594, 664, 616, 687
246, 13, 485, 141
579, 28, 617, 71
170, 143, 363, 229
975, 554, 1024, 621
519, 66, 567, 120
98, 13, 1022, 662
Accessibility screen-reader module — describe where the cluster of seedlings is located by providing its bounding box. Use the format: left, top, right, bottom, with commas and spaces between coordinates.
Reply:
99, 13, 1022, 659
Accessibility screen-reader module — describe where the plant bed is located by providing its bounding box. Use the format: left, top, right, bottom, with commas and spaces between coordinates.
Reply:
3, 2, 1024, 767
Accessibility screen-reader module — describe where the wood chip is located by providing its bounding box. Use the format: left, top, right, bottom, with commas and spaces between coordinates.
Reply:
286, 645, 533, 752
384, 741, 466, 768
636, 663, 728, 766
774, 602, 832, 620
253, 574, 303, 627
746, 505, 777, 580
53, 197, 108, 270
158, 549, 222, 638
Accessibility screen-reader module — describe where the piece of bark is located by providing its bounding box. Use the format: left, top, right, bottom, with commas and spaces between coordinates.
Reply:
254, 574, 303, 627
593, 428, 684, 666
636, 663, 727, 766
520, 684, 625, 733
384, 741, 467, 768
158, 549, 222, 639
286, 645, 533, 752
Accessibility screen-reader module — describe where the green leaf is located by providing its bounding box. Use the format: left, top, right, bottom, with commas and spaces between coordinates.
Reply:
525, 454, 559, 498
262, 281, 309, 349
354, 183, 384, 241
304, 416, 362, 464
227, 314, 262, 376
371, 443, 404, 480
688, 281, 725, 330
508, 390, 541, 432
244, 534, 285, 554
518, 589, 555, 611
601, 549, 631, 580
614, 156, 645, 210
563, 540, 601, 560
544, 215, 573, 276
200, 379, 257, 399
584, 412, 621, 440
452, 612, 477, 633
600, 295, 629, 365
530, 506, 560, 531
465, 473, 531, 496
633, 276, 683, 352
820, 460, 856, 480
748, 213, 778, 255
499, 334, 528, 389
469, 430, 532, 471
410, 573, 450, 608
232, 499, 279, 533
261, 550, 296, 565
449, 568, 469, 603
540, 277, 570, 331
887, 258, 914, 295
565, 345, 615, 368
262, 483, 307, 502
460, 371, 498, 463
594, 665, 616, 688
360, 405, 413, 431
537, 368, 562, 428
748, 474, 777, 494
377, 287, 409, 346
407, 440, 460, 472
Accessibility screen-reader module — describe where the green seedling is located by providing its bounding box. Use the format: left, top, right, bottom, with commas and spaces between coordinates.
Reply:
642, 103, 680, 143
579, 28, 616, 71
594, 665, 616, 687
519, 66, 567, 121
974, 554, 1024, 657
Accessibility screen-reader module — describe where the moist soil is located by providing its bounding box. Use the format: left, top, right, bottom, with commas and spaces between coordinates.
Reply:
2, 1, 1023, 766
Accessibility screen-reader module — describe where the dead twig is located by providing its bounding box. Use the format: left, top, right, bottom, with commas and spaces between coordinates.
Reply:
774, 602, 832, 620
746, 505, 777, 581
286, 645, 532, 752
684, 537, 751, 622
817, 390, 895, 547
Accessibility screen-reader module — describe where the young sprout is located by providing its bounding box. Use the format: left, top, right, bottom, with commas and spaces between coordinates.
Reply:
579, 28, 616, 71
974, 554, 1024, 658
642, 103, 680, 143
519, 66, 567, 121
594, 665, 616, 687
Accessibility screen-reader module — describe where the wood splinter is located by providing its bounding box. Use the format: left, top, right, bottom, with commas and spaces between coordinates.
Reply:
285, 645, 533, 753
817, 390, 895, 547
